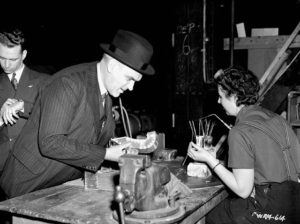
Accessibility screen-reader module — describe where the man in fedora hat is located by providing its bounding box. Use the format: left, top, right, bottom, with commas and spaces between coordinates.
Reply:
0, 29, 155, 198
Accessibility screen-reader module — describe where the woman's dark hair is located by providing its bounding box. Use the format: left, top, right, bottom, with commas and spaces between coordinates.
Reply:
214, 66, 260, 106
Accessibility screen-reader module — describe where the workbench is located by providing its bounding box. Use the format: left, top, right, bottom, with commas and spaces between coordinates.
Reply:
0, 182, 227, 224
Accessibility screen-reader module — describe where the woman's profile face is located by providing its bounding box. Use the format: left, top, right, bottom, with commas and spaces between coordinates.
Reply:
217, 85, 238, 116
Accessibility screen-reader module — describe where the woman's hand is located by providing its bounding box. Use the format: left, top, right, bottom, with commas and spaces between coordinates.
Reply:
187, 142, 216, 163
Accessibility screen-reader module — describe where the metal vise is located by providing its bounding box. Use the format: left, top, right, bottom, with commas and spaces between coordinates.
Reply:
118, 154, 171, 213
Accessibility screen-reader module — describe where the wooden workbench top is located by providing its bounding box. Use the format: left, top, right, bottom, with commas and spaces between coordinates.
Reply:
0, 183, 227, 224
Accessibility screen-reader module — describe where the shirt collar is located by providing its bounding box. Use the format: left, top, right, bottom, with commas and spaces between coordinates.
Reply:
8, 64, 25, 82
97, 62, 107, 96
235, 104, 260, 124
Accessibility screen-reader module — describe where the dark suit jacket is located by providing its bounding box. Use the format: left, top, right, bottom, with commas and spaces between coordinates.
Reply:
0, 66, 49, 172
0, 62, 115, 198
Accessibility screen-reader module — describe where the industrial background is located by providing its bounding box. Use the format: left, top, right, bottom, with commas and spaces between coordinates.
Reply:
2, 0, 300, 154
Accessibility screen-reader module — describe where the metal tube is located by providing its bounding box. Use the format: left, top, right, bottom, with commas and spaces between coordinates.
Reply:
114, 186, 125, 224
202, 0, 207, 83
230, 0, 235, 66
200, 113, 232, 130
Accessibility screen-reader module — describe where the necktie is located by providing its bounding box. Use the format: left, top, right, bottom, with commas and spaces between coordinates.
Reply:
11, 73, 18, 90
101, 93, 107, 106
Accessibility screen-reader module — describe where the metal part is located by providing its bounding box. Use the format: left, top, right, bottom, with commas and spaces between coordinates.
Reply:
118, 154, 171, 212
114, 186, 125, 224
111, 131, 159, 154
114, 154, 187, 223
153, 149, 178, 161
112, 205, 185, 224
124, 206, 185, 224
84, 169, 119, 191
200, 113, 232, 130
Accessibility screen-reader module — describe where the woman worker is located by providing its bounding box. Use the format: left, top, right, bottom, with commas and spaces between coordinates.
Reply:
188, 66, 300, 223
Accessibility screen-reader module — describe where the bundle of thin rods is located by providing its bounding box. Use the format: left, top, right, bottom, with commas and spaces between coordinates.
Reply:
188, 118, 215, 142
182, 119, 216, 166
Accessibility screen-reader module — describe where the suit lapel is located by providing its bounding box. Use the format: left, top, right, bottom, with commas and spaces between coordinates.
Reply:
0, 73, 16, 105
15, 67, 30, 97
18, 66, 29, 85
0, 73, 15, 91
0, 67, 31, 97
85, 63, 104, 144
86, 63, 101, 122
0, 73, 12, 88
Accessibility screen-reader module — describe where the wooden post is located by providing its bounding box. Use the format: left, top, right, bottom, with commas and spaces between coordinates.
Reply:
259, 21, 300, 86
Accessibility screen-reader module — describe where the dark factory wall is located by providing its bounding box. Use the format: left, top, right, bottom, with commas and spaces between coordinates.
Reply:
1, 0, 300, 153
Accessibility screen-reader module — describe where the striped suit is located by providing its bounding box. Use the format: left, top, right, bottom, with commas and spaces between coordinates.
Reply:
0, 62, 115, 198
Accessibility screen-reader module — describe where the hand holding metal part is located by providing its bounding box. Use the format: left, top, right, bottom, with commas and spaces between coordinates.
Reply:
183, 113, 231, 166
188, 134, 227, 163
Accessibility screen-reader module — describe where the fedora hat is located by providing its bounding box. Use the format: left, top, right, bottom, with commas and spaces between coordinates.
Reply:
100, 29, 155, 75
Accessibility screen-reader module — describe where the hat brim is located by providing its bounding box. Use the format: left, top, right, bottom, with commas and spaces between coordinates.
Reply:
100, 43, 155, 75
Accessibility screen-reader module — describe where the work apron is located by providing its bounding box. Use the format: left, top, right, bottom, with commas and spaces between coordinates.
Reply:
206, 119, 300, 224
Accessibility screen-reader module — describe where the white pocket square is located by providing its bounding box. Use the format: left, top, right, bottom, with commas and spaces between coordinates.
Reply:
28, 85, 33, 88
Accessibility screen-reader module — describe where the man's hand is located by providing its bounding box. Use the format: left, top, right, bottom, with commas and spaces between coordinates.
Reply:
3, 98, 18, 105
104, 143, 131, 162
0, 98, 24, 125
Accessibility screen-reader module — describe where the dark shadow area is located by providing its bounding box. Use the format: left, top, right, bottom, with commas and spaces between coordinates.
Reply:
1, 0, 299, 150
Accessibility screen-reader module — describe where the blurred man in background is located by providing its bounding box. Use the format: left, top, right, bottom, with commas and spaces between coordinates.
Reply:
0, 27, 50, 175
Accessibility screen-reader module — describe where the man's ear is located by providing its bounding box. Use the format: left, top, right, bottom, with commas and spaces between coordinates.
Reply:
22, 50, 27, 61
107, 58, 118, 73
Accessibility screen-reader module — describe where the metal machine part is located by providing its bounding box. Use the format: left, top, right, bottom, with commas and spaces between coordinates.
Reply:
114, 154, 186, 224
113, 154, 185, 224
118, 154, 171, 212
114, 186, 126, 224
153, 149, 178, 161
111, 131, 159, 154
